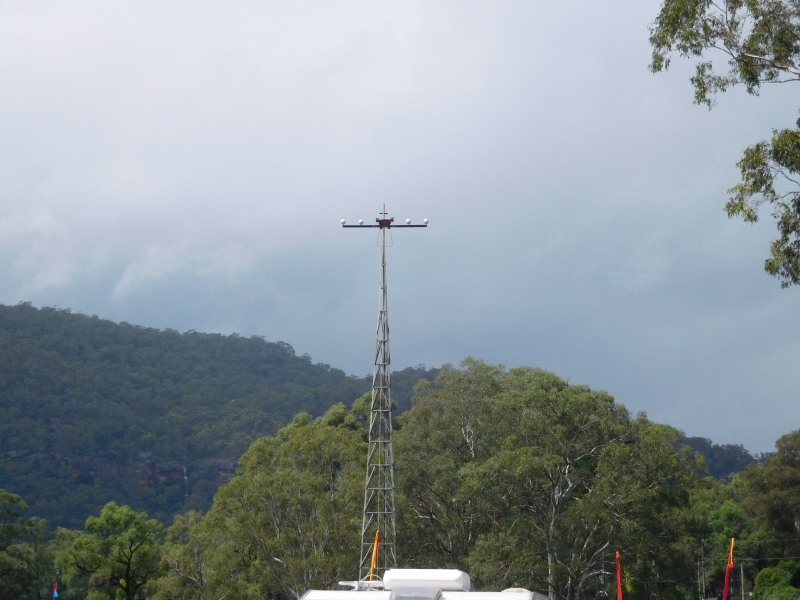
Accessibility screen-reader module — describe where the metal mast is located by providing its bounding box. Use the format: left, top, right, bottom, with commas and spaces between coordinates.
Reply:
341, 206, 428, 582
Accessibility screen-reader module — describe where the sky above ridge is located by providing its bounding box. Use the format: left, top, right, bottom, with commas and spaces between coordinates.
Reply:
1, 1, 798, 454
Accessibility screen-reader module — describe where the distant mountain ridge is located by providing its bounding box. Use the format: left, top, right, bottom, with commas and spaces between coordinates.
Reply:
0, 302, 436, 528
0, 302, 754, 530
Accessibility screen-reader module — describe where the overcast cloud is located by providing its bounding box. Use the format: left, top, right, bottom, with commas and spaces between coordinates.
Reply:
1, 1, 797, 454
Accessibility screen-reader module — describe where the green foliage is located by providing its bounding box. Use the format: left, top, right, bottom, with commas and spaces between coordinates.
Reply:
395, 359, 704, 600
728, 124, 800, 286
741, 429, 800, 558
0, 302, 437, 528
0, 490, 55, 600
149, 510, 213, 600
394, 359, 505, 569
754, 561, 800, 600
189, 411, 366, 600
649, 0, 800, 286
649, 0, 800, 106
56, 501, 164, 600
694, 477, 756, 568
596, 423, 705, 600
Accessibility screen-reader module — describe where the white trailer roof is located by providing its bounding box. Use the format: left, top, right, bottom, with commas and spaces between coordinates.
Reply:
301, 591, 534, 600
300, 570, 535, 600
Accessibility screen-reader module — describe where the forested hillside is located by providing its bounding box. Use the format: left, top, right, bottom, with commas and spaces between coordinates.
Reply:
0, 302, 436, 528
681, 436, 758, 479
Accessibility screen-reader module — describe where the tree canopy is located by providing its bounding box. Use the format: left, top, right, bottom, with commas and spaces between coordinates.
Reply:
649, 0, 800, 286
741, 430, 800, 558
56, 501, 164, 600
2, 397, 800, 600
177, 408, 366, 600
395, 359, 705, 600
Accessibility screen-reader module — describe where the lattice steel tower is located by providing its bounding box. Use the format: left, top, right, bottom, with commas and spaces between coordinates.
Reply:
341, 206, 428, 582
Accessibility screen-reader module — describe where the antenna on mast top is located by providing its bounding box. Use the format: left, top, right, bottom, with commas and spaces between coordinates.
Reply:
341, 205, 428, 582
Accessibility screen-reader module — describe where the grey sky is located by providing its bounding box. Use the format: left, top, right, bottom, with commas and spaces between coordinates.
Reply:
1, 1, 797, 454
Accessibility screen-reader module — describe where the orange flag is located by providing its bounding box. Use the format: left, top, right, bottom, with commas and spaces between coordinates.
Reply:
722, 538, 735, 600
369, 529, 381, 581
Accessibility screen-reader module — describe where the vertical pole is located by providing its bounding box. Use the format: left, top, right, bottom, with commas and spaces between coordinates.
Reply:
697, 558, 702, 600
740, 563, 745, 600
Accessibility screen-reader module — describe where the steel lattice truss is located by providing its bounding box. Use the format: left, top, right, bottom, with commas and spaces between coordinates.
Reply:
341, 208, 427, 582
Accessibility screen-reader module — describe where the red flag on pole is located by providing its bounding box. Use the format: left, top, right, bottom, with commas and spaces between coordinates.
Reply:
722, 538, 735, 600
616, 551, 623, 600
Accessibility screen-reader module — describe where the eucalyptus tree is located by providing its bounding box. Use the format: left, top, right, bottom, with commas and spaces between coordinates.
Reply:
753, 560, 800, 599
198, 407, 365, 600
649, 0, 800, 286
395, 359, 703, 600
0, 489, 30, 596
150, 510, 214, 600
741, 429, 800, 557
394, 359, 505, 570
0, 490, 54, 600
56, 501, 164, 600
